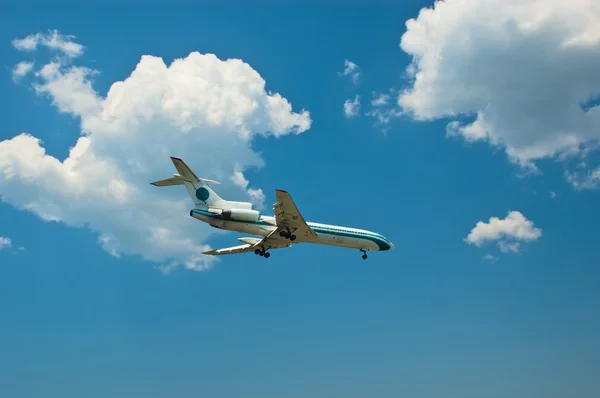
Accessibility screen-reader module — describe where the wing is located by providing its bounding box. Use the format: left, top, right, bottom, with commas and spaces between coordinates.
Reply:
203, 190, 315, 256
274, 189, 317, 239
202, 230, 291, 256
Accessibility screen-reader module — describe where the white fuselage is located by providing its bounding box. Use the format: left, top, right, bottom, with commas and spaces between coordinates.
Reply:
190, 209, 394, 251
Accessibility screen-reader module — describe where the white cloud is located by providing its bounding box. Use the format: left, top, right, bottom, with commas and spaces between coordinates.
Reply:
565, 167, 600, 190
396, 0, 600, 179
33, 62, 101, 117
366, 90, 401, 128
498, 241, 521, 254
12, 30, 84, 58
1, 34, 311, 272
230, 170, 266, 209
247, 189, 266, 209
12, 61, 34, 81
338, 59, 360, 85
231, 170, 249, 189
11, 35, 38, 51
343, 95, 360, 118
483, 254, 499, 263
0, 236, 12, 250
366, 107, 400, 127
371, 92, 390, 107
465, 211, 542, 253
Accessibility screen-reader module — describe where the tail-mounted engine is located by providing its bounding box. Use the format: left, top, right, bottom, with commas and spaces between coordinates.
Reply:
221, 208, 261, 222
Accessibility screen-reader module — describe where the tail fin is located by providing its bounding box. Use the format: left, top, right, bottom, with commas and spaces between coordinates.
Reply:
151, 157, 226, 208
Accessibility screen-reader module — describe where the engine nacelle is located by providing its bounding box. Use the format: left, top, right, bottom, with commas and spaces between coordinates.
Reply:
222, 208, 261, 222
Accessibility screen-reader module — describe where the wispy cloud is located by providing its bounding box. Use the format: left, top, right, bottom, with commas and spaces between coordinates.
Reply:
12, 29, 84, 58
366, 90, 401, 129
565, 167, 600, 190
11, 61, 34, 81
371, 92, 390, 107
343, 95, 360, 118
0, 236, 12, 250
338, 59, 360, 85
498, 241, 521, 254
483, 254, 499, 263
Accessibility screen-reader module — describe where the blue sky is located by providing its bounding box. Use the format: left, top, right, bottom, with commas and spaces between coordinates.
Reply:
1, 2, 600, 397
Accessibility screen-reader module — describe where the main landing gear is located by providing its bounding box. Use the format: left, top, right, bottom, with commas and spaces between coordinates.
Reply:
279, 228, 297, 241
254, 248, 271, 258
360, 249, 368, 260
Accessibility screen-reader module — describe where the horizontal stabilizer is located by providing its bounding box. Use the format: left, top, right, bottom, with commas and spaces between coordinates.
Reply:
150, 176, 184, 187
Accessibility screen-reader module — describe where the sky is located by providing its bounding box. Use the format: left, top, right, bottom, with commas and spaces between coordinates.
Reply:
1, 1, 600, 397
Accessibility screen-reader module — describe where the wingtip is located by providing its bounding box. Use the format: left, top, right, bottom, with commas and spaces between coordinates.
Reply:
170, 156, 183, 162
276, 189, 288, 193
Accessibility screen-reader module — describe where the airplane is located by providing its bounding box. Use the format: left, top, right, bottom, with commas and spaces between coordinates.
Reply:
151, 157, 394, 259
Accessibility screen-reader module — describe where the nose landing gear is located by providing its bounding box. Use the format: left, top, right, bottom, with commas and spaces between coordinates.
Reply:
360, 249, 368, 260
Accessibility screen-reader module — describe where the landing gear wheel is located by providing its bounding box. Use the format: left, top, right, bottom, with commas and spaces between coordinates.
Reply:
264, 252, 271, 258
360, 249, 368, 260
279, 230, 287, 237
259, 251, 264, 256
289, 234, 296, 241
255, 249, 261, 255
362, 254, 368, 260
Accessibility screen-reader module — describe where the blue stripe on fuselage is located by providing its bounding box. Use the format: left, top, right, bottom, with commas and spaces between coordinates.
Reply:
190, 209, 392, 250
308, 226, 391, 250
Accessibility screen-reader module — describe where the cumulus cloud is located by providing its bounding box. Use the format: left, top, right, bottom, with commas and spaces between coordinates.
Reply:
12, 30, 84, 58
394, 0, 600, 179
12, 61, 34, 81
247, 189, 266, 209
465, 211, 542, 253
343, 95, 360, 118
0, 236, 12, 250
338, 59, 360, 85
230, 170, 266, 209
1, 31, 311, 272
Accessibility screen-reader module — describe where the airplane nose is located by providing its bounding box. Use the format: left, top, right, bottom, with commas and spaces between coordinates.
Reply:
384, 239, 394, 250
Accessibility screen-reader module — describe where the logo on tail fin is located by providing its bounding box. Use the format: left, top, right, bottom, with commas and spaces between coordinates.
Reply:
195, 187, 210, 202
